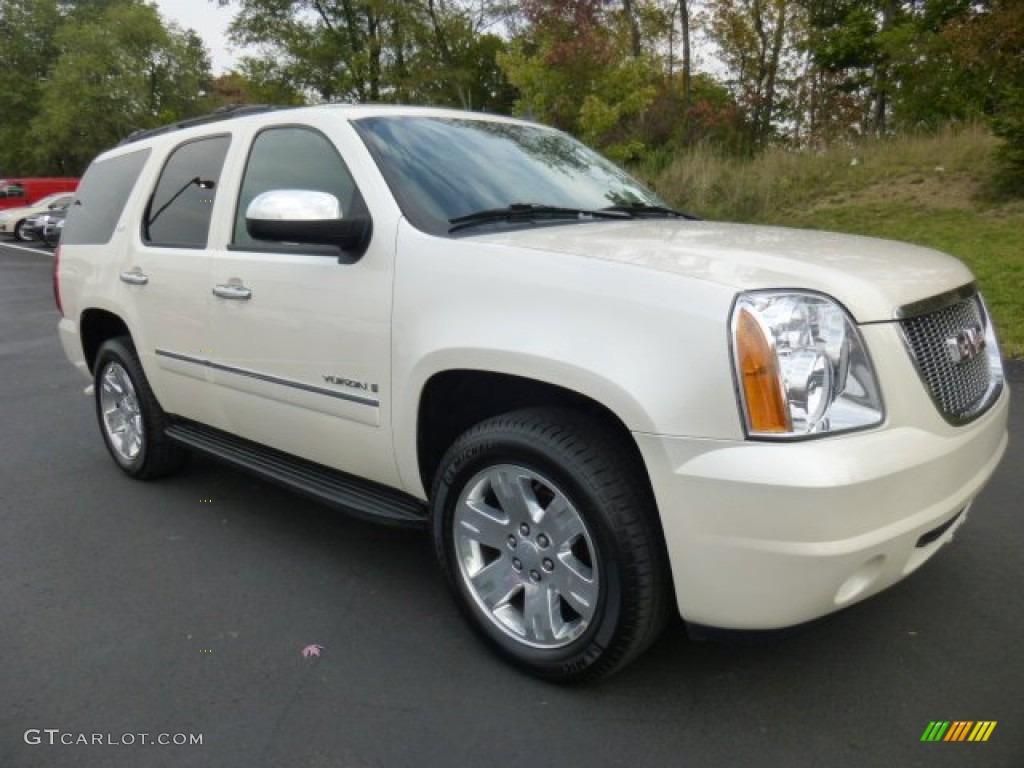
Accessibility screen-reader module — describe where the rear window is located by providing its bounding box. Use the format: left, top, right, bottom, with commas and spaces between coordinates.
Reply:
62, 149, 151, 246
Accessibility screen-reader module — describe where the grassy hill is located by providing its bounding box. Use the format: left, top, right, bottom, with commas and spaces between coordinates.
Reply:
650, 124, 1024, 358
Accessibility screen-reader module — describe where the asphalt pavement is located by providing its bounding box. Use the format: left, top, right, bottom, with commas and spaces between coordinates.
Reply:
1, 240, 1022, 768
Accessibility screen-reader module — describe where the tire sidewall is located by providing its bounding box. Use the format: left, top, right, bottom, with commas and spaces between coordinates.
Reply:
432, 426, 629, 680
94, 340, 149, 475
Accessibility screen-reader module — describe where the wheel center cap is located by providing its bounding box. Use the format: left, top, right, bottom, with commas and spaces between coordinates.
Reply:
517, 539, 542, 572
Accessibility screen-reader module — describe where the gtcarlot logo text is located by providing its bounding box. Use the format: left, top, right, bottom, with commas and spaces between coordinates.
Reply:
24, 729, 203, 746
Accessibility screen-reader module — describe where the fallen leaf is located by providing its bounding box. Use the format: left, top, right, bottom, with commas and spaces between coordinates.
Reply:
302, 644, 324, 658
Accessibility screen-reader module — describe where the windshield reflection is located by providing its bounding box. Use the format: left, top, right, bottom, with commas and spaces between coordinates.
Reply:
353, 116, 664, 236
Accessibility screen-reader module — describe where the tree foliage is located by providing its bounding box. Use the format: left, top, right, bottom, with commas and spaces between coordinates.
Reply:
705, 0, 802, 148
943, 0, 1024, 192
3, 0, 1023, 192
224, 0, 516, 111
0, 0, 213, 175
0, 0, 64, 174
501, 1, 746, 162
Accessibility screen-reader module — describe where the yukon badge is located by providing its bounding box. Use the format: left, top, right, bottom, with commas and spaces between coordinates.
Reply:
945, 324, 986, 365
323, 374, 379, 393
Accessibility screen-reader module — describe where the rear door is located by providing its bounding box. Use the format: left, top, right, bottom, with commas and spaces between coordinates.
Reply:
120, 135, 232, 429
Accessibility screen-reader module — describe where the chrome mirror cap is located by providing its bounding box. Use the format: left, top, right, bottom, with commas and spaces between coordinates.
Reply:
246, 189, 342, 222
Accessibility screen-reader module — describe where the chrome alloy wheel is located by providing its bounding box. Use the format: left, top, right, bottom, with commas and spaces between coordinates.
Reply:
453, 464, 600, 649
99, 361, 144, 462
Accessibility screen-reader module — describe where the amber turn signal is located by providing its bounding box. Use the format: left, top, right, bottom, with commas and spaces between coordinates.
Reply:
735, 307, 790, 433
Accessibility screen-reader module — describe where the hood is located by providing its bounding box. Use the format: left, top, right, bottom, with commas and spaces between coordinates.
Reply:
472, 219, 974, 322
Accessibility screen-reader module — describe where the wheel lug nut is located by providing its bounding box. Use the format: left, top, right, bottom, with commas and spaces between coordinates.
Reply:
519, 523, 530, 536
537, 534, 549, 548
512, 558, 522, 571
542, 558, 554, 571
507, 535, 517, 548
529, 570, 541, 582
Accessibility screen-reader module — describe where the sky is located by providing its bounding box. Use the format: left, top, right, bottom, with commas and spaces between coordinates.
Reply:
154, 0, 248, 75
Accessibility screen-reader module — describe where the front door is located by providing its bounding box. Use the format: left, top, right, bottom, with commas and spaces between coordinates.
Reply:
207, 122, 399, 487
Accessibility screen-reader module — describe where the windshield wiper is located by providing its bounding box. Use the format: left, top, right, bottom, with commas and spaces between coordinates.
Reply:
601, 203, 700, 220
448, 203, 630, 233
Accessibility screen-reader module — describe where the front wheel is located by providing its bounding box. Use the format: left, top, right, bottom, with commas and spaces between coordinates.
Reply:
431, 408, 670, 682
94, 337, 188, 479
14, 220, 31, 242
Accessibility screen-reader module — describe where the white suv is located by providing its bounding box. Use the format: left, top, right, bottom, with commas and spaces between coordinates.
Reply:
56, 105, 1009, 681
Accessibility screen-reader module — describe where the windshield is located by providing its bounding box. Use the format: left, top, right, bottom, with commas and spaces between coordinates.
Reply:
352, 116, 665, 236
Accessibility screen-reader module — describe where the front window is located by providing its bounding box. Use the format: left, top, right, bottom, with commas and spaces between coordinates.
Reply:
352, 116, 663, 236
233, 125, 361, 251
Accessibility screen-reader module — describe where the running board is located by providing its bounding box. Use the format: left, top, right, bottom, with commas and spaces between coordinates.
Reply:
164, 421, 427, 528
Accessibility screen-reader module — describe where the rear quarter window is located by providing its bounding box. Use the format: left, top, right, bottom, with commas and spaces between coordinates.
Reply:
62, 149, 151, 246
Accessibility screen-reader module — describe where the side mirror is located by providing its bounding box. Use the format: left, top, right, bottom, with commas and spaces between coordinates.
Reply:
245, 189, 371, 260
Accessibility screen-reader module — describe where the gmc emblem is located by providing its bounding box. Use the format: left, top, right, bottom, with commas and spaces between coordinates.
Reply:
945, 325, 986, 365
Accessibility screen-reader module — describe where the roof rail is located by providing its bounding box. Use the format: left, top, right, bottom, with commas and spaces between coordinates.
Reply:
117, 104, 287, 146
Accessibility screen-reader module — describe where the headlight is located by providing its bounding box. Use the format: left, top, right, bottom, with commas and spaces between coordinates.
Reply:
730, 290, 884, 438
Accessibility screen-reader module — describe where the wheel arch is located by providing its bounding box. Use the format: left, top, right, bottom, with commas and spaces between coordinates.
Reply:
80, 308, 132, 374
415, 369, 660, 518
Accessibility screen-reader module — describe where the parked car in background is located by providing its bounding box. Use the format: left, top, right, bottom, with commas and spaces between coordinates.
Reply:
23, 205, 68, 245
0, 192, 74, 241
0, 177, 78, 211
20, 212, 48, 242
41, 209, 67, 248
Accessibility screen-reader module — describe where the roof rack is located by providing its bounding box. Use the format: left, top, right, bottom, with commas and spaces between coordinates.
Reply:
117, 104, 286, 146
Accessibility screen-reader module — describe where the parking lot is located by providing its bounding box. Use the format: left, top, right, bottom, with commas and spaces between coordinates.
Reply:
1, 239, 1021, 768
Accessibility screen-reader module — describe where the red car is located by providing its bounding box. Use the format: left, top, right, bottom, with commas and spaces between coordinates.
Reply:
0, 177, 79, 211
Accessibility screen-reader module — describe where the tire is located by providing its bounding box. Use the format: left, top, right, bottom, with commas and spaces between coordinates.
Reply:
431, 407, 670, 682
14, 220, 31, 242
93, 337, 189, 479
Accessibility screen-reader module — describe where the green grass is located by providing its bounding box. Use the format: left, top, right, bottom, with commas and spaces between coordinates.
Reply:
649, 124, 1024, 357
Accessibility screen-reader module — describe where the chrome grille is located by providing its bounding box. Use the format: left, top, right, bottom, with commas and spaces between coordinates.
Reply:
898, 291, 999, 424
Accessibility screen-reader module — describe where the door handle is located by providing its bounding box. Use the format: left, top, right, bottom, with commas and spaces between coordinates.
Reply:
212, 282, 252, 300
119, 269, 149, 286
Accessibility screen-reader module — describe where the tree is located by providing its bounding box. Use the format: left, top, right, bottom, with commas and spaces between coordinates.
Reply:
211, 63, 308, 107
706, 0, 802, 147
0, 0, 63, 174
28, 1, 212, 173
498, 0, 661, 162
223, 0, 515, 110
679, 0, 692, 109
944, 0, 1024, 193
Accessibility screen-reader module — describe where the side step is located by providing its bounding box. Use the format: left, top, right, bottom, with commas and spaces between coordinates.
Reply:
164, 420, 428, 528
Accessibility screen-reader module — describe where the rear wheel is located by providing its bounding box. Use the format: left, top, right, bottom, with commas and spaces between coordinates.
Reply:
94, 337, 188, 479
14, 220, 31, 241
431, 408, 670, 682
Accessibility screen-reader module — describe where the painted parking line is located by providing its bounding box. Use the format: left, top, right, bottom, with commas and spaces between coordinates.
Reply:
0, 241, 52, 255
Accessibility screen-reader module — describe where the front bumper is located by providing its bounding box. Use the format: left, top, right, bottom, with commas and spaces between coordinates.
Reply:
635, 385, 1009, 629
